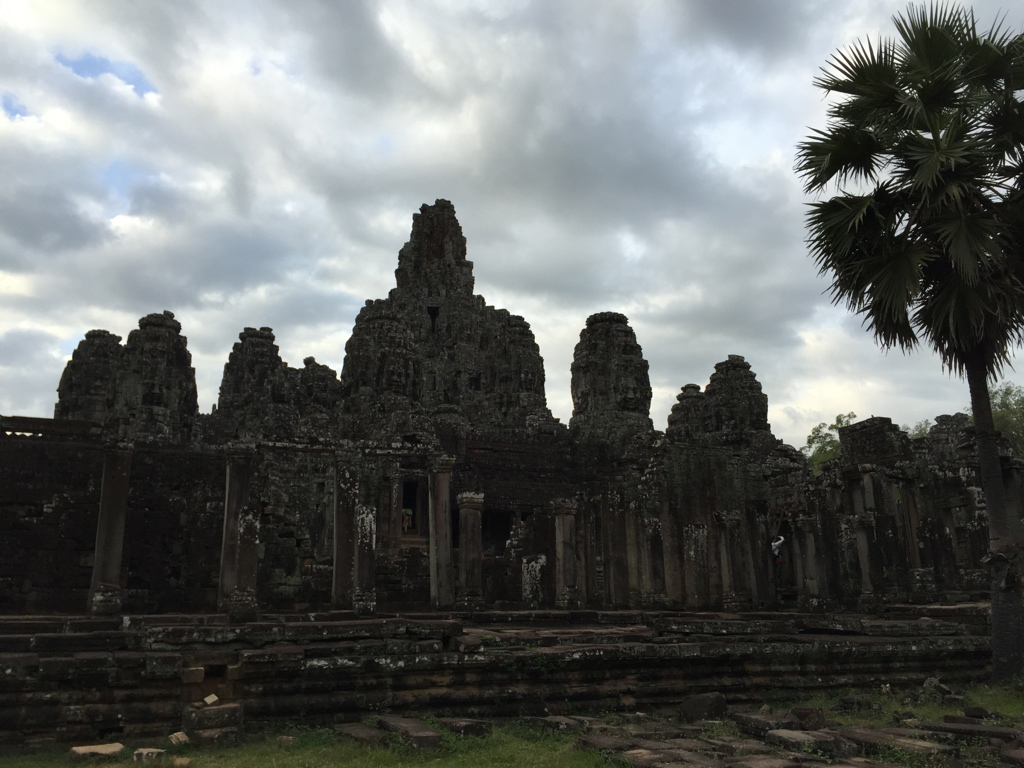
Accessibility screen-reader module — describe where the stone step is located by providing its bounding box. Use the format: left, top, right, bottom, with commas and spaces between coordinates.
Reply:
619, 746, 722, 767
376, 715, 442, 749
575, 733, 636, 752
721, 757, 802, 768
838, 726, 954, 756
764, 728, 855, 759
920, 720, 1024, 742
68, 742, 125, 761
183, 702, 243, 732
335, 722, 390, 745
436, 717, 493, 737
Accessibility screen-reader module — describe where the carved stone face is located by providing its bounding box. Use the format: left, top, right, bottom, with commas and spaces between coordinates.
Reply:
382, 358, 407, 395
615, 363, 646, 413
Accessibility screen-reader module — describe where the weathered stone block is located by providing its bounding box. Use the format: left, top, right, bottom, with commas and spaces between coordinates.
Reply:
677, 692, 727, 722
184, 702, 242, 732
335, 722, 390, 745
69, 742, 125, 761
377, 715, 442, 749
436, 717, 492, 737
145, 654, 182, 680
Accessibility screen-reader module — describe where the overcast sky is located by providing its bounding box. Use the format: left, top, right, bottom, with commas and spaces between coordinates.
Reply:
2, 0, 1022, 448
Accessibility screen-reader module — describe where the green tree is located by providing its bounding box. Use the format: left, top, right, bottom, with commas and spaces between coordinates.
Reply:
901, 418, 935, 438
989, 381, 1024, 453
795, 4, 1024, 680
802, 412, 856, 473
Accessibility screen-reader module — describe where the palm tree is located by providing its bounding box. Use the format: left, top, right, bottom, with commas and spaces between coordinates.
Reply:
795, 3, 1024, 680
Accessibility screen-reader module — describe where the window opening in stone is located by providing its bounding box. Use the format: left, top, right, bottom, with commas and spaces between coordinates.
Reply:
427, 305, 440, 332
402, 480, 420, 536
482, 508, 514, 555
204, 664, 227, 678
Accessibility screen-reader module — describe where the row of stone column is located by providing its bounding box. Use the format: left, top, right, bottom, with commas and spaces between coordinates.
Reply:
87, 447, 579, 616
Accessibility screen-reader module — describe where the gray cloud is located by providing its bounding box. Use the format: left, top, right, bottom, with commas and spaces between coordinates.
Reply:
1, 0, 1022, 448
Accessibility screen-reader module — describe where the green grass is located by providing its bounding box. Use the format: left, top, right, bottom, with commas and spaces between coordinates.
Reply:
3, 682, 1022, 768
765, 680, 1024, 728
0, 722, 608, 768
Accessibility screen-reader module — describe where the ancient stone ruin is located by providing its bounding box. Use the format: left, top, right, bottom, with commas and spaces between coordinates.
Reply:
0, 200, 1013, 742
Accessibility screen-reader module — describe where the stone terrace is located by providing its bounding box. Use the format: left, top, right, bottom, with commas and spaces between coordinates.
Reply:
0, 606, 989, 745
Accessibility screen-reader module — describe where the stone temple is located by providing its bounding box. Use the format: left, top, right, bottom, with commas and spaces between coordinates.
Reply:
0, 200, 1012, 740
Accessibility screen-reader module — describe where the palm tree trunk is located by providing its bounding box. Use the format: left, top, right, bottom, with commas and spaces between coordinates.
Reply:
966, 352, 1024, 681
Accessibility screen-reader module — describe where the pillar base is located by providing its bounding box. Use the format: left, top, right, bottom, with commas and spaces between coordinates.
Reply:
89, 584, 122, 616
353, 590, 377, 616
226, 588, 259, 623
555, 589, 580, 610
456, 594, 483, 611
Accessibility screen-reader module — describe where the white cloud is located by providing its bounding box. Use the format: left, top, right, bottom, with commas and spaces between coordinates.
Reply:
0, 0, 1021, 450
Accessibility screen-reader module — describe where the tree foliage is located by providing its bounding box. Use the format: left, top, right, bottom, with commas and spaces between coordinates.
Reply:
901, 418, 936, 438
802, 412, 856, 473
795, 3, 1024, 680
795, 4, 1024, 377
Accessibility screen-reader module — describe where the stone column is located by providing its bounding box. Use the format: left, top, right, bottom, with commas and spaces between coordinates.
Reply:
457, 492, 484, 610
715, 509, 746, 610
851, 474, 876, 597
600, 493, 630, 608
228, 499, 261, 621
659, 499, 683, 606
332, 454, 357, 607
384, 467, 403, 554
854, 523, 874, 595
88, 447, 133, 615
218, 450, 259, 621
624, 501, 642, 608
551, 498, 579, 609
682, 524, 708, 609
428, 456, 456, 608
218, 450, 250, 609
353, 504, 377, 614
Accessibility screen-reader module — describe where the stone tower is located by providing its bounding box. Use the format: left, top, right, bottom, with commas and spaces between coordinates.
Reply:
569, 312, 653, 443
54, 329, 123, 424
340, 200, 556, 437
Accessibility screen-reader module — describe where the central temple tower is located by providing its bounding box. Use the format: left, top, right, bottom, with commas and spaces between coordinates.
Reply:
340, 200, 557, 438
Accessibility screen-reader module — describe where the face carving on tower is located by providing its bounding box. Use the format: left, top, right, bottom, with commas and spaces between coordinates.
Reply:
570, 313, 652, 424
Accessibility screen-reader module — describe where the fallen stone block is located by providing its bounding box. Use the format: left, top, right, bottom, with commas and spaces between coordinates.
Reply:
677, 692, 728, 723
452, 634, 483, 652
1002, 744, 1024, 767
575, 733, 634, 752
168, 732, 189, 745
722, 756, 802, 768
436, 717, 493, 737
920, 720, 1024, 742
732, 713, 788, 737
188, 726, 238, 745
838, 726, 954, 757
787, 706, 827, 730
668, 736, 727, 753
765, 728, 855, 758
183, 702, 243, 731
134, 747, 166, 762
335, 722, 390, 745
618, 747, 675, 767
377, 715, 442, 749
69, 743, 125, 761
703, 737, 772, 756
522, 715, 580, 731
